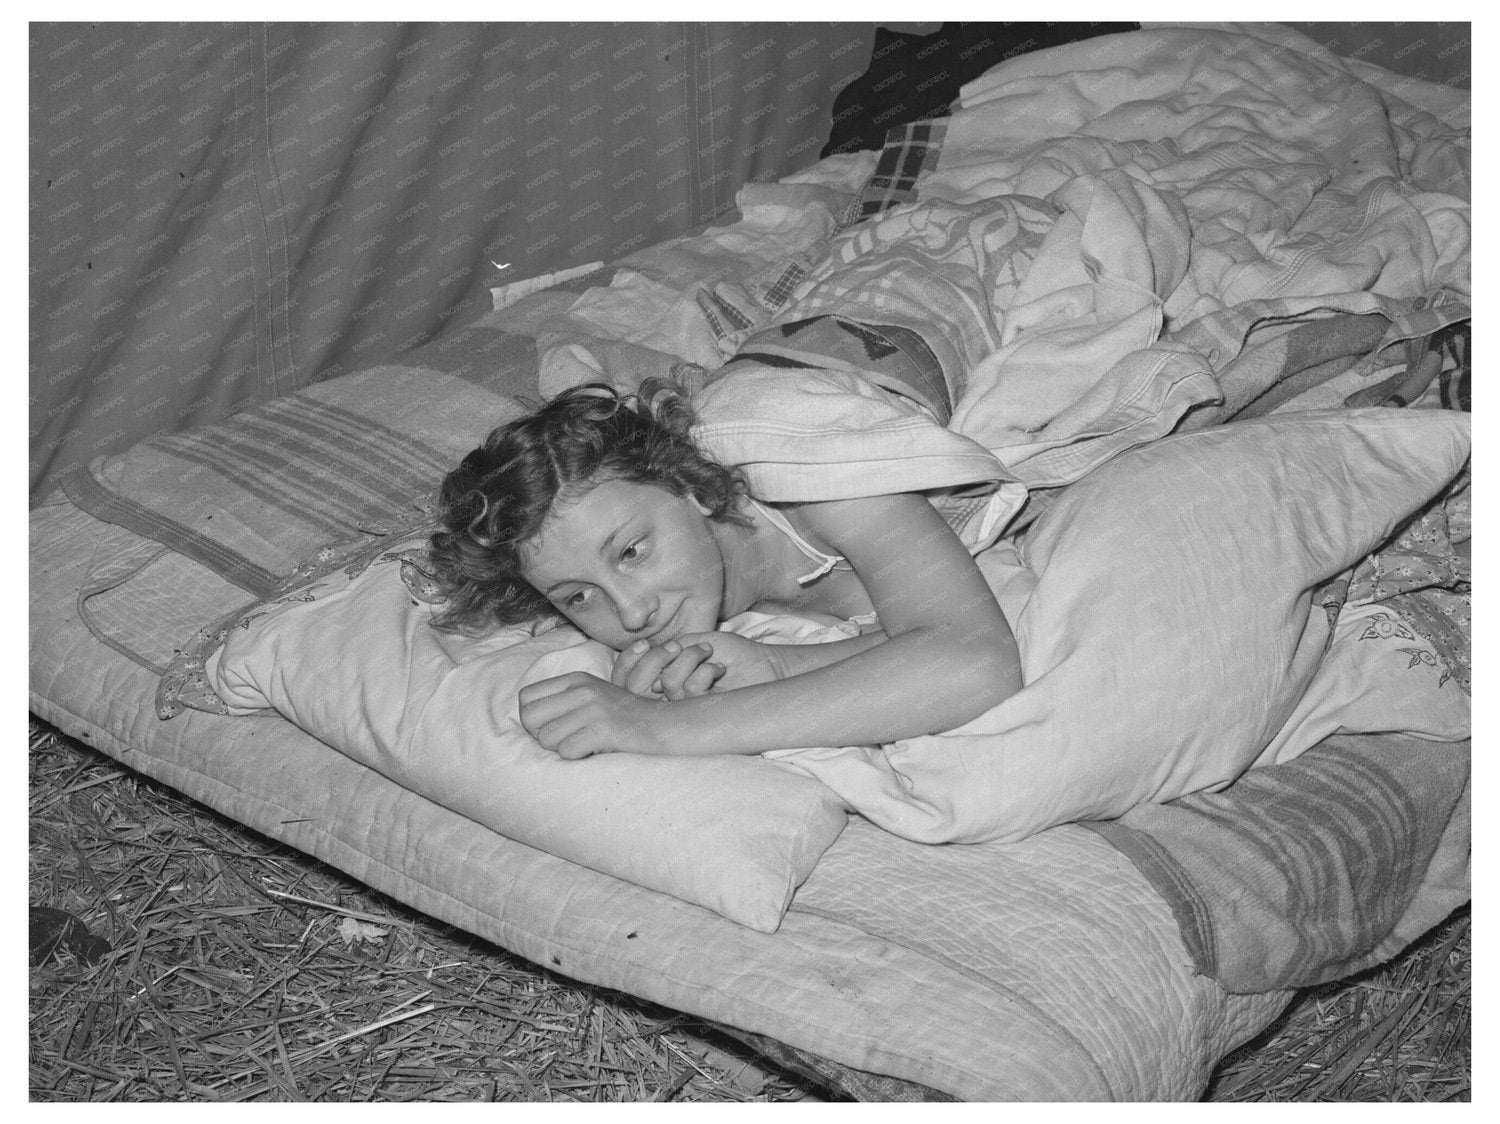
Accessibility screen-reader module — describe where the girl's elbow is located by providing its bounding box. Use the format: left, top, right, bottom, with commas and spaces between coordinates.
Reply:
968, 636, 1023, 709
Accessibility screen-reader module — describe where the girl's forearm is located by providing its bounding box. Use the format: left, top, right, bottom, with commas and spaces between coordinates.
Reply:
656, 625, 1021, 756
760, 628, 888, 678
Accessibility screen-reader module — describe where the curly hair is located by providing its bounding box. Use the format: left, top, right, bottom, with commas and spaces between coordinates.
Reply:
426, 380, 749, 636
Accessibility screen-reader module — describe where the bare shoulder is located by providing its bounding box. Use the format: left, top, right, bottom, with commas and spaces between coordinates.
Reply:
796, 492, 1002, 635
793, 492, 952, 552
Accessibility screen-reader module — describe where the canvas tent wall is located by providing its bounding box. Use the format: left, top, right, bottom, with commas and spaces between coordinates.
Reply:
30, 21, 1468, 503
29, 22, 877, 502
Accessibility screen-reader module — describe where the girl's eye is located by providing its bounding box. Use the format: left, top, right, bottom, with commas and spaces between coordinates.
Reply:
621, 539, 645, 562
565, 588, 592, 610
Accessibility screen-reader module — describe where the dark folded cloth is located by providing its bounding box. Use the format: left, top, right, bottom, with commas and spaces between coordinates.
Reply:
822, 22, 1139, 159
1086, 731, 1470, 994
722, 315, 952, 422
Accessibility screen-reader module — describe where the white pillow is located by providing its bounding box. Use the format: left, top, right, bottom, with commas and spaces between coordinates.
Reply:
766, 407, 1472, 843
204, 542, 849, 933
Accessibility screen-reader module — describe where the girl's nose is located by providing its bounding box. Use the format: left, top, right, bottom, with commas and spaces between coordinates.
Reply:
615, 586, 659, 634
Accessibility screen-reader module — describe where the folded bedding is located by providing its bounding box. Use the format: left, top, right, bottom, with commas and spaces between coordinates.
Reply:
31, 24, 1470, 1100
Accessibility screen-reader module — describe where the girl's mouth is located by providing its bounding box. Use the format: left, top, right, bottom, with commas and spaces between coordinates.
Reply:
648, 604, 683, 645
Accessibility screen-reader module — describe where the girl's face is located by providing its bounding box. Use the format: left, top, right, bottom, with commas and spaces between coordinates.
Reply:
519, 477, 728, 650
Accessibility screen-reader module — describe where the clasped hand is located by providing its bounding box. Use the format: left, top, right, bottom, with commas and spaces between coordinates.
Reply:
517, 633, 780, 759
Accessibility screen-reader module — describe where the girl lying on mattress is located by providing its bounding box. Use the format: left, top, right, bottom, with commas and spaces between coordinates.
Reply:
426, 380, 1021, 760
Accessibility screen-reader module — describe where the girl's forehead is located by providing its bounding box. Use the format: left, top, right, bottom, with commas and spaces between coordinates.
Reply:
521, 479, 679, 575
548, 478, 676, 525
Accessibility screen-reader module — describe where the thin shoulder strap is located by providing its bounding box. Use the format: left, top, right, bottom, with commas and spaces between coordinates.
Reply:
747, 499, 850, 585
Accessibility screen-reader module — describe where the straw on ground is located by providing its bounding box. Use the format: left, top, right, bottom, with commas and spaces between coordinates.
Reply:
29, 720, 1469, 1102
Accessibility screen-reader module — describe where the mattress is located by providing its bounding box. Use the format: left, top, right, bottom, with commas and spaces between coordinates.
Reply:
30, 25, 1470, 1100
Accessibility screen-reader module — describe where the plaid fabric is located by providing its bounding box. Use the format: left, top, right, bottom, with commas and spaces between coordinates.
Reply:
58, 393, 449, 602
693, 256, 815, 351
57, 323, 529, 598
759, 257, 810, 311
840, 118, 949, 228
1086, 731, 1469, 993
695, 287, 759, 340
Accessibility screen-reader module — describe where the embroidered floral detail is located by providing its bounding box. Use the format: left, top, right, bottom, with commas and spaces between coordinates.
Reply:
1342, 467, 1470, 695
1398, 647, 1451, 688
155, 616, 249, 719
399, 553, 448, 604
1358, 612, 1415, 642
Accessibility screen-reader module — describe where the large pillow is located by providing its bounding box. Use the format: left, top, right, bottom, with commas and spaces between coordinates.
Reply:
172, 537, 849, 933
765, 407, 1471, 843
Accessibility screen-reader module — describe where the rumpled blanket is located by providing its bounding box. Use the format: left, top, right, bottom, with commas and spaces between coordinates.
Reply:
527, 29, 1471, 507
749, 25, 1471, 488
699, 173, 1222, 493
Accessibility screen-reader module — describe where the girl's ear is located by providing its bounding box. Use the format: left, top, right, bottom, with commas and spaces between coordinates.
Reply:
688, 492, 714, 517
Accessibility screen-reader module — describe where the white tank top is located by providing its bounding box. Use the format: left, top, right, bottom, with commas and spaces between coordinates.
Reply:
748, 500, 878, 628
748, 499, 852, 584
